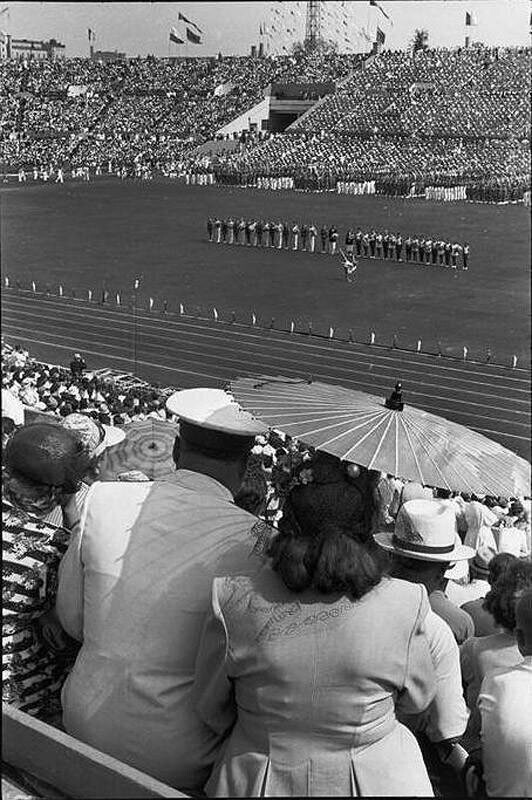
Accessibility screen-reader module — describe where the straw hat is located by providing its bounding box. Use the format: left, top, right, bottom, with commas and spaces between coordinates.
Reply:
374, 499, 475, 562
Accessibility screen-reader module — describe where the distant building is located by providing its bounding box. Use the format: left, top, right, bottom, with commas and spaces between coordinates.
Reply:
90, 46, 126, 63
0, 34, 65, 59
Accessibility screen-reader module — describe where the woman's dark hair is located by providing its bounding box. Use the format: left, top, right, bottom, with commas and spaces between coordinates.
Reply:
488, 552, 518, 586
268, 453, 382, 600
234, 454, 268, 516
483, 560, 532, 631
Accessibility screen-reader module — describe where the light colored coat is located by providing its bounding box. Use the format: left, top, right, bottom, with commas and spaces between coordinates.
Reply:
56, 471, 270, 792
194, 567, 437, 797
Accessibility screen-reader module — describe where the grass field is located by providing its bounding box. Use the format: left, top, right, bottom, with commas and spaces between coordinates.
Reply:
1, 178, 530, 363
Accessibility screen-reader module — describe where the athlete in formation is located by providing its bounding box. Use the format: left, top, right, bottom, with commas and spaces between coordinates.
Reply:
207, 218, 470, 271
206, 217, 339, 254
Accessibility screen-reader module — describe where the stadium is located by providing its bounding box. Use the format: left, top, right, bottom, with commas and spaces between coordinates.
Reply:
1, 2, 531, 798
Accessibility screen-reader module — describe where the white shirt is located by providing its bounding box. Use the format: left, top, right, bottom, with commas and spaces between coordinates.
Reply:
479, 657, 532, 797
399, 610, 469, 742
446, 578, 489, 608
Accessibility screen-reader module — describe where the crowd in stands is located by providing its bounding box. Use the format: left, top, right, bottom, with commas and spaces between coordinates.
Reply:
2, 338, 531, 797
1, 342, 172, 427
1, 46, 530, 202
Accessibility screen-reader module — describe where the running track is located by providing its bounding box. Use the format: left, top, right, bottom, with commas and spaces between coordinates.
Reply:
2, 291, 530, 461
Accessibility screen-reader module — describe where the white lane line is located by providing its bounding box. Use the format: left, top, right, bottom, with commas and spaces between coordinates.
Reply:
4, 292, 530, 385
1, 333, 228, 383
4, 322, 530, 431
4, 305, 529, 403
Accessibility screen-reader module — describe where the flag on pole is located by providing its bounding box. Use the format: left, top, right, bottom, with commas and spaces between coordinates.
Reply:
465, 11, 477, 26
178, 11, 202, 33
87, 28, 96, 42
185, 26, 202, 44
169, 26, 184, 44
369, 0, 390, 21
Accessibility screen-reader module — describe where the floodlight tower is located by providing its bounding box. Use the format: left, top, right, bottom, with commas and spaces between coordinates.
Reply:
304, 0, 322, 50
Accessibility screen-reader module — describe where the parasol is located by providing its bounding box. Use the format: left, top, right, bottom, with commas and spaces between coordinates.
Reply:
99, 418, 179, 481
230, 376, 531, 498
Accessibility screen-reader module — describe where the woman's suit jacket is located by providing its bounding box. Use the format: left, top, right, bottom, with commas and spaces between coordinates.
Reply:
194, 567, 436, 797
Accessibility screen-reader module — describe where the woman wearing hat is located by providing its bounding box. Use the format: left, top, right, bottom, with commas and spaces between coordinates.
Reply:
2, 424, 91, 721
44, 413, 125, 529
194, 454, 436, 797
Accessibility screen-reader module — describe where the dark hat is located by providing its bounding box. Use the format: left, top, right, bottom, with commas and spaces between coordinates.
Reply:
5, 423, 90, 488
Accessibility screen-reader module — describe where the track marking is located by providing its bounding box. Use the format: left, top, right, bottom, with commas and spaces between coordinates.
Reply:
4, 301, 530, 400
4, 322, 529, 434
4, 292, 529, 385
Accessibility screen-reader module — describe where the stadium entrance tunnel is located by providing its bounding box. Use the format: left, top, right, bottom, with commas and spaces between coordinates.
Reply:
215, 82, 334, 138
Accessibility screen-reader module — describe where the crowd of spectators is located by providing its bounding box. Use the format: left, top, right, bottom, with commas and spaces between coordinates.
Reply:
1, 46, 529, 201
2, 339, 532, 797
1, 342, 172, 427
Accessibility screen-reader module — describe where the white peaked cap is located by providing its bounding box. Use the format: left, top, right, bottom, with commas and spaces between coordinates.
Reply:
165, 388, 267, 436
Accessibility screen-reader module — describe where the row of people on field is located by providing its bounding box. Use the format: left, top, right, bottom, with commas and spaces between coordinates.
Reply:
347, 229, 470, 269
207, 217, 470, 268
207, 218, 341, 254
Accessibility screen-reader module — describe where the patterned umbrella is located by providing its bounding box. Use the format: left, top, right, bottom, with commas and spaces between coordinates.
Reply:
99, 418, 179, 481
230, 376, 531, 498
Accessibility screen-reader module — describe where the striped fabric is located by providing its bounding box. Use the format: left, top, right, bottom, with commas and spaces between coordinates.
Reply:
2, 498, 71, 720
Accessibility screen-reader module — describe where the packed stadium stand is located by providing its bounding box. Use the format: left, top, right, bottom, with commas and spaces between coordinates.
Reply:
1, 46, 530, 199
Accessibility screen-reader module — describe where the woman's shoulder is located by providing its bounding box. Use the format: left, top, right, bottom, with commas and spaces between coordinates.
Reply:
214, 565, 284, 606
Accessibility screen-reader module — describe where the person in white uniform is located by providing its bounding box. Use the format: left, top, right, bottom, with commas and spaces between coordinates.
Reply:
56, 388, 271, 793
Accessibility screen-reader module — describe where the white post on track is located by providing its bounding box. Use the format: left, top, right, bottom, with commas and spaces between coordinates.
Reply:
179, 303, 184, 315
290, 320, 295, 334
213, 307, 219, 321
252, 313, 257, 326
59, 285, 63, 297
370, 331, 375, 345
463, 345, 468, 361
512, 355, 518, 369
4, 276, 9, 288
417, 339, 422, 353
88, 289, 92, 301
32, 281, 36, 293
329, 326, 334, 339
116, 293, 121, 306
149, 297, 154, 311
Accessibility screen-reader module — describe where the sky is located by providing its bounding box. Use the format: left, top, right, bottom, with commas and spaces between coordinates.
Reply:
1, 1, 530, 58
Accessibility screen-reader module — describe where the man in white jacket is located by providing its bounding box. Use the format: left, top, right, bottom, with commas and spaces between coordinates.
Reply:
56, 388, 270, 793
